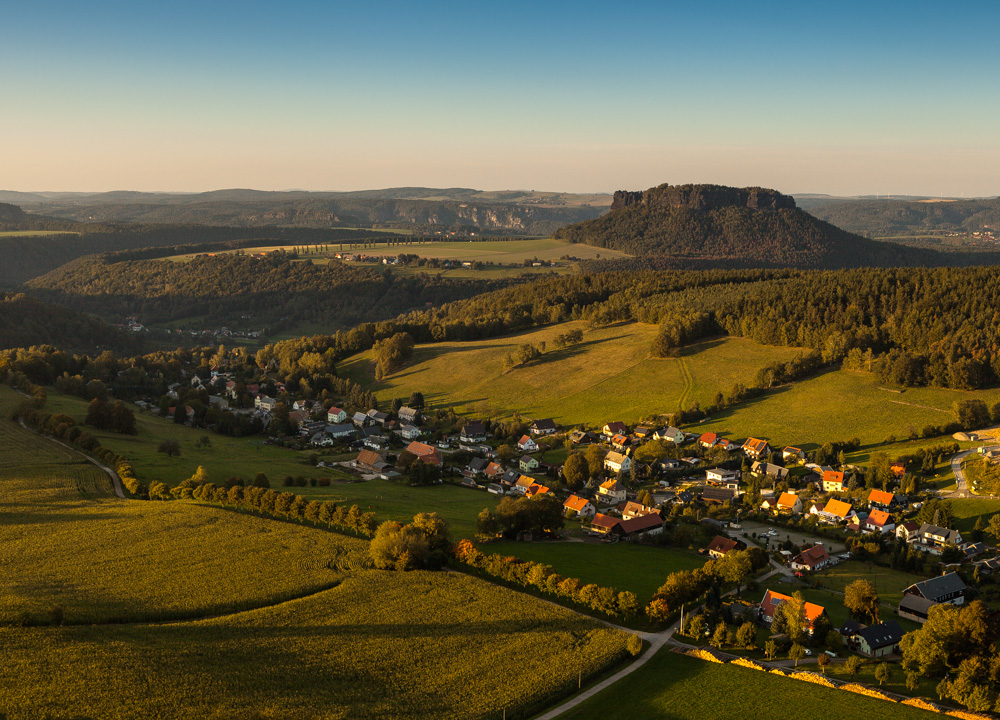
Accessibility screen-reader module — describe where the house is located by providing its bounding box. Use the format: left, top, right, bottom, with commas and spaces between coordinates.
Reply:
519, 455, 540, 473
791, 544, 831, 572
706, 468, 740, 485
352, 411, 371, 427
487, 483, 505, 495
326, 423, 355, 439
590, 513, 621, 535
896, 521, 920, 542
310, 431, 334, 447
517, 435, 538, 453
604, 451, 631, 475
897, 594, 941, 624
564, 495, 597, 519
783, 446, 806, 463
634, 425, 654, 439
398, 406, 420, 424
569, 430, 599, 445
531, 419, 557, 436
499, 469, 521, 489
913, 523, 964, 554
363, 433, 389, 451
461, 421, 487, 442
405, 441, 443, 467
652, 458, 681, 473
288, 409, 311, 428
255, 395, 278, 412
751, 462, 789, 481
903, 572, 967, 606
707, 535, 740, 559
659, 427, 686, 444
853, 621, 905, 658
354, 449, 387, 473
964, 542, 988, 560
817, 498, 855, 524
742, 437, 771, 460
867, 489, 898, 509
698, 432, 719, 449
864, 509, 895, 534
465, 457, 489, 477
621, 501, 658, 521
525, 483, 550, 498
821, 470, 846, 493
597, 478, 627, 504
702, 487, 740, 505
716, 438, 736, 453
484, 462, 504, 480
614, 513, 664, 540
759, 590, 826, 632
325, 407, 346, 424
974, 557, 1000, 576
611, 434, 630, 451
512, 475, 537, 495
603, 422, 628, 437
398, 424, 421, 440
367, 409, 389, 426
775, 491, 803, 515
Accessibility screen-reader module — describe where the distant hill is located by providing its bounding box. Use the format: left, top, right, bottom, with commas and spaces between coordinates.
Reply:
0, 292, 137, 353
553, 183, 944, 268
803, 197, 1000, 236
15, 187, 610, 236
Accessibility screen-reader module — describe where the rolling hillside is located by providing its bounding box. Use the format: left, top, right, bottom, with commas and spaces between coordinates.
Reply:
805, 196, 1000, 236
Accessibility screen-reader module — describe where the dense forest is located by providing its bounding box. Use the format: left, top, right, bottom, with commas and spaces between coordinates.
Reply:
805, 196, 1000, 236
24, 251, 509, 331
554, 183, 941, 268
0, 293, 139, 353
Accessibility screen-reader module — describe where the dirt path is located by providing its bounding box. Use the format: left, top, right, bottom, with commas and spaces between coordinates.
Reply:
677, 355, 694, 409
888, 399, 950, 414
17, 417, 126, 499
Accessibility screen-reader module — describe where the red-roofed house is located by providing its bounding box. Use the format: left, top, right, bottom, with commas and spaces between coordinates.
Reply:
822, 470, 846, 492
405, 441, 442, 467
707, 535, 740, 558
868, 489, 898, 509
791, 544, 831, 572
759, 589, 826, 632
517, 435, 538, 452
742, 437, 771, 460
564, 495, 596, 519
613, 513, 664, 539
699, 432, 719, 449
865, 509, 895, 534
590, 513, 621, 535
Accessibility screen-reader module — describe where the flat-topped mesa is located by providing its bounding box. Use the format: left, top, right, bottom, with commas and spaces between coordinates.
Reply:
610, 184, 796, 212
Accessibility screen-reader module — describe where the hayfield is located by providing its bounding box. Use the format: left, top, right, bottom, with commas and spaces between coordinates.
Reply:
557, 649, 937, 720
696, 368, 1000, 450
0, 570, 631, 720
481, 540, 705, 603
340, 323, 806, 427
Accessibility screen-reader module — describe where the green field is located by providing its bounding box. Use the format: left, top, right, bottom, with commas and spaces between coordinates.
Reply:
341, 323, 806, 427
482, 541, 705, 602
0, 570, 631, 720
818, 561, 924, 606
0, 230, 80, 237
697, 368, 1000, 450
558, 649, 937, 720
950, 496, 1000, 533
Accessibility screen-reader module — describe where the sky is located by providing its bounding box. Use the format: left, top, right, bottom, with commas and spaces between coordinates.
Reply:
2, 1, 998, 196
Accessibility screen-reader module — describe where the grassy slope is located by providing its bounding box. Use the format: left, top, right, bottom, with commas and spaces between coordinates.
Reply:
817, 560, 925, 605
558, 650, 937, 720
482, 540, 705, 603
341, 323, 806, 427
697, 369, 1000, 449
0, 570, 630, 720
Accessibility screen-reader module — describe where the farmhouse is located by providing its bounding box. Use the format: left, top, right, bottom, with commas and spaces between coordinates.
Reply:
354, 449, 387, 474
903, 572, 967, 606
896, 521, 920, 542
759, 590, 826, 632
701, 487, 740, 505
897, 594, 941, 624
614, 513, 664, 540
604, 451, 631, 474
564, 495, 596, 518
706, 535, 740, 558
742, 437, 771, 460
326, 423, 355, 439
353, 411, 371, 427
590, 513, 620, 535
255, 395, 278, 412
398, 424, 421, 440
405, 441, 443, 467
597, 478, 627, 504
530, 418, 557, 436
791, 544, 830, 572
821, 470, 846, 493
517, 435, 538, 453
366, 409, 389, 426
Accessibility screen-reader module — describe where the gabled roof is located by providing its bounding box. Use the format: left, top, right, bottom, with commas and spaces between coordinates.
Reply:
520, 454, 536, 464
518, 434, 534, 445
867, 509, 892, 527
600, 478, 625, 493
823, 498, 853, 518
406, 441, 438, 457
868, 489, 895, 505
618, 513, 663, 534
760, 589, 825, 625
356, 449, 384, 468
514, 474, 536, 489
462, 420, 487, 436
899, 520, 920, 532
622, 501, 657, 517
525, 484, 550, 498
777, 492, 800, 509
855, 621, 904, 650
699, 432, 718, 444
907, 572, 967, 602
532, 418, 556, 431
743, 437, 769, 454
468, 457, 489, 472
611, 434, 629, 445
707, 535, 739, 555
822, 470, 845, 486
604, 421, 627, 434
564, 495, 593, 512
794, 544, 829, 567
899, 593, 938, 616
702, 487, 737, 503
605, 451, 628, 465
484, 462, 503, 477
590, 513, 621, 531
783, 446, 804, 455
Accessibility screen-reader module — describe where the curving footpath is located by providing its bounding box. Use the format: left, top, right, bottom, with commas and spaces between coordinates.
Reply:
17, 417, 126, 499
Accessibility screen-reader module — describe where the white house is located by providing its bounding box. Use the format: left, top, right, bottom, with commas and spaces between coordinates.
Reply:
604, 451, 631, 474
517, 435, 538, 453
327, 407, 347, 424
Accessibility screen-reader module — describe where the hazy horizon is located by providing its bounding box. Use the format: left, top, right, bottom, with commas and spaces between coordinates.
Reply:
3, 0, 998, 197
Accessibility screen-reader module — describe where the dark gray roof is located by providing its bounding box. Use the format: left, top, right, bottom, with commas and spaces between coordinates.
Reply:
855, 621, 904, 649
468, 457, 489, 472
898, 594, 938, 616
701, 487, 737, 502
908, 572, 967, 602
839, 619, 865, 637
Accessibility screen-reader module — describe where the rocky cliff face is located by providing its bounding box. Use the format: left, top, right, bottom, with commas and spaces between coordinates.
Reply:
611, 184, 796, 212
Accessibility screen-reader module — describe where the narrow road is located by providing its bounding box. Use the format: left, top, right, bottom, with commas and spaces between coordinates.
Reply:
18, 418, 126, 498
945, 449, 976, 498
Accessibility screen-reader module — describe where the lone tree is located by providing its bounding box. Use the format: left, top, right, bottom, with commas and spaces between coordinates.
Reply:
157, 439, 181, 457
817, 653, 830, 674
875, 662, 892, 686
844, 579, 881, 624
788, 643, 805, 667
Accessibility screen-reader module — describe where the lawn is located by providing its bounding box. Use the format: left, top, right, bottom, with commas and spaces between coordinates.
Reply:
950, 497, 1000, 534
481, 540, 706, 602
696, 368, 1000, 450
340, 323, 806, 427
0, 570, 632, 720
558, 648, 938, 720
817, 560, 924, 606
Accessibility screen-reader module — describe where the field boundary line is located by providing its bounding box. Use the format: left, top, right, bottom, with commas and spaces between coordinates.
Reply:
888, 399, 950, 414
16, 418, 126, 499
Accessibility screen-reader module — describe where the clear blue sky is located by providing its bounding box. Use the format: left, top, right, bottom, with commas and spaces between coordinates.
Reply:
2, 1, 998, 196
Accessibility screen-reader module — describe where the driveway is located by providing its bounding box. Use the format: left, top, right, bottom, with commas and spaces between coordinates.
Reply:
738, 520, 846, 556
